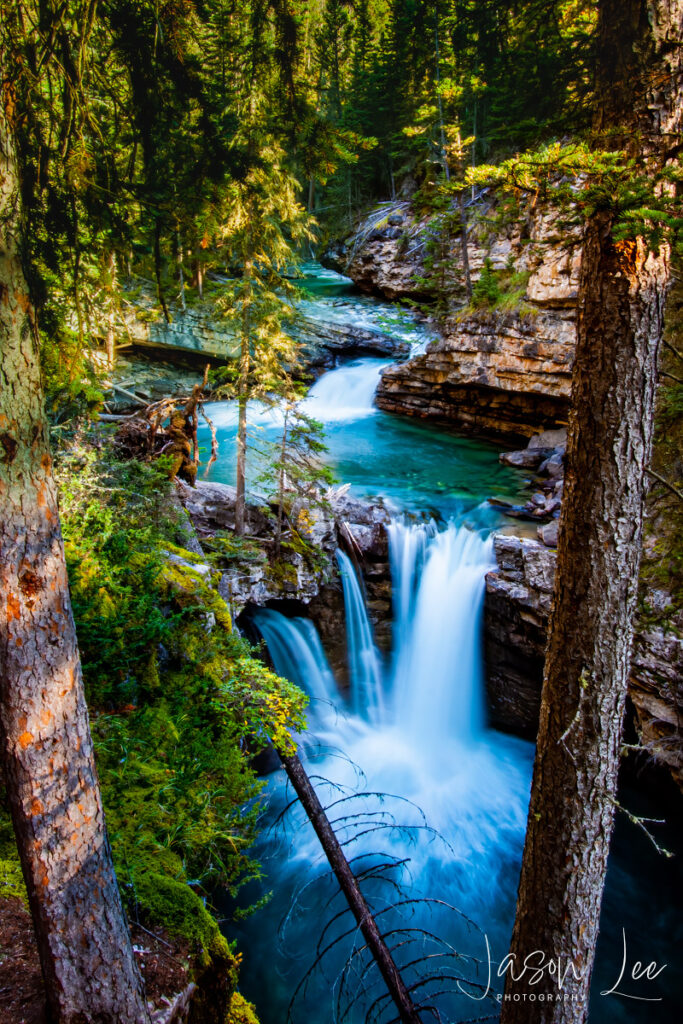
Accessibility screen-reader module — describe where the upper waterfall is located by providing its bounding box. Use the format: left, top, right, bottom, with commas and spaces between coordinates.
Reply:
303, 358, 391, 422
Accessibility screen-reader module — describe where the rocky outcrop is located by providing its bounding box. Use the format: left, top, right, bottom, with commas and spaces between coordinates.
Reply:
322, 202, 428, 302
484, 534, 555, 737
290, 316, 410, 378
176, 480, 393, 680
117, 282, 408, 377
328, 197, 580, 440
485, 533, 683, 789
376, 309, 573, 442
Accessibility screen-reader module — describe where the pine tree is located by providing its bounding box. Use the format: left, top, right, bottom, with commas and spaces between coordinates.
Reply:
501, 2, 683, 1020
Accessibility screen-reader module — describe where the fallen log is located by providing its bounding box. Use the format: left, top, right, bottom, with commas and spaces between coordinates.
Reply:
279, 751, 423, 1024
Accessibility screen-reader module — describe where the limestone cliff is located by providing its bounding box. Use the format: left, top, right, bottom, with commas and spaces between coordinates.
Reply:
326, 198, 581, 441
485, 534, 683, 791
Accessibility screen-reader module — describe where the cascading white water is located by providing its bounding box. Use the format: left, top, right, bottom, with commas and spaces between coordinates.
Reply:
335, 549, 385, 723
240, 520, 533, 1024
252, 609, 339, 729
388, 521, 494, 748
303, 358, 391, 421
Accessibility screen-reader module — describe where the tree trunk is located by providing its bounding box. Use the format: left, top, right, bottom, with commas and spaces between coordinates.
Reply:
501, 2, 682, 1021
1, 69, 151, 1024
280, 753, 423, 1024
235, 266, 252, 536
176, 231, 186, 312
105, 251, 117, 368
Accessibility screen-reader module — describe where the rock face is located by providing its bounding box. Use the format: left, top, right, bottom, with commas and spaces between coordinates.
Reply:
377, 308, 573, 442
119, 282, 407, 377
176, 480, 393, 682
322, 202, 428, 302
485, 533, 683, 789
328, 198, 580, 441
291, 316, 410, 378
484, 534, 555, 737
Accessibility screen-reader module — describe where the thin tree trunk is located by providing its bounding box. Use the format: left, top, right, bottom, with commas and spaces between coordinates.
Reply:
104, 251, 117, 369
501, 2, 682, 1020
280, 753, 423, 1024
154, 219, 171, 323
195, 257, 203, 301
0, 69, 151, 1024
176, 229, 186, 312
235, 264, 252, 536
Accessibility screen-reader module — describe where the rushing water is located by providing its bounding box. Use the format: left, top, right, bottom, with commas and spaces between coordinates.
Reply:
240, 523, 534, 1024
199, 264, 527, 523
209, 263, 682, 1023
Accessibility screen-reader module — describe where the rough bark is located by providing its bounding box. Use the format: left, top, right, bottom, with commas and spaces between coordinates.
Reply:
234, 334, 248, 536
1, 72, 151, 1024
235, 263, 252, 536
501, 2, 682, 1021
281, 753, 423, 1024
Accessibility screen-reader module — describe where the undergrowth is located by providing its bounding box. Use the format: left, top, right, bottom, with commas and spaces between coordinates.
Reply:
0, 438, 308, 966
467, 258, 533, 316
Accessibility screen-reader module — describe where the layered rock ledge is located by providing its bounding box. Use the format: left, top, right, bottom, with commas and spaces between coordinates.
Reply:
485, 533, 683, 790
328, 199, 581, 440
376, 309, 573, 442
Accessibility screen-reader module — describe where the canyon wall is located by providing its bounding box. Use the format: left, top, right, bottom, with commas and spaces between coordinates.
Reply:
485, 534, 683, 790
326, 199, 580, 442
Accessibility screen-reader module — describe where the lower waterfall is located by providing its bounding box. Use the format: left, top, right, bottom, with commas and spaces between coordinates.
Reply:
241, 521, 534, 1023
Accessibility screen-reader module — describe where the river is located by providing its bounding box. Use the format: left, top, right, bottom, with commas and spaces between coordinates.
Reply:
200, 263, 682, 1024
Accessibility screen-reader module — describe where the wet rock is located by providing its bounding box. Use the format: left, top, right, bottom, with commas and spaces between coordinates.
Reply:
500, 448, 551, 469
484, 534, 683, 789
539, 451, 564, 477
484, 535, 555, 737
538, 519, 559, 547
292, 316, 410, 378
528, 427, 568, 449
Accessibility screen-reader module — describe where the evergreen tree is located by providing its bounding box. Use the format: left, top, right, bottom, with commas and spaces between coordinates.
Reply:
501, 2, 682, 1020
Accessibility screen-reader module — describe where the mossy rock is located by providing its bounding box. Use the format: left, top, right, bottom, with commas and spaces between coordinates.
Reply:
133, 871, 243, 1024
227, 992, 260, 1024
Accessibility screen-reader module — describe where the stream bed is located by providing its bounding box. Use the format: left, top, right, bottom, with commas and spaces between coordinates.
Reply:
201, 264, 682, 1024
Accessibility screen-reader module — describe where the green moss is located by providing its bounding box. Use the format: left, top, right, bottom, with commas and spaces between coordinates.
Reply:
133, 871, 220, 949
468, 259, 533, 315
0, 857, 27, 905
227, 993, 260, 1024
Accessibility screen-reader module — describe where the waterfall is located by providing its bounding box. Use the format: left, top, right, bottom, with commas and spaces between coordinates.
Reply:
389, 521, 494, 748
303, 359, 391, 422
387, 519, 436, 647
252, 609, 339, 727
243, 520, 533, 1024
335, 549, 385, 723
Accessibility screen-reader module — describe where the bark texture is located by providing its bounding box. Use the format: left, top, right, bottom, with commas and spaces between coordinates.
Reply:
1, 73, 150, 1023
501, 2, 682, 1021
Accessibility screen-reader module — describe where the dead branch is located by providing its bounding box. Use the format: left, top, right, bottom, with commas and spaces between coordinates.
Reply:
280, 752, 423, 1024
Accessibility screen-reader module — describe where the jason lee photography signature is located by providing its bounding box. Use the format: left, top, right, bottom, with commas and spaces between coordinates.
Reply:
457, 929, 667, 1003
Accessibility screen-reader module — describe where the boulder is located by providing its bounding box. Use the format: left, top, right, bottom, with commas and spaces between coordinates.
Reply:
538, 519, 559, 547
